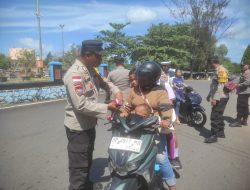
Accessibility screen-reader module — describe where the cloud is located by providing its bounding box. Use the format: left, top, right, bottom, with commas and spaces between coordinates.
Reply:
219, 6, 250, 63
216, 0, 250, 63
2, 0, 248, 63
0, 3, 128, 31
225, 19, 250, 40
126, 7, 157, 23
0, 2, 173, 33
18, 37, 54, 58
228, 0, 250, 17
18, 38, 39, 49
218, 38, 248, 63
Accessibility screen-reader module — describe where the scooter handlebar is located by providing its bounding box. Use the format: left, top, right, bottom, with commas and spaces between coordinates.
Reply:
113, 113, 159, 133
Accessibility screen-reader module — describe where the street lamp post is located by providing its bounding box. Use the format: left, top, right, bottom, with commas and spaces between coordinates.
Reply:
36, 0, 43, 73
59, 24, 64, 62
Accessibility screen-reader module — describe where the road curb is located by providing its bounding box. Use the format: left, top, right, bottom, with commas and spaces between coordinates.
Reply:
0, 98, 66, 110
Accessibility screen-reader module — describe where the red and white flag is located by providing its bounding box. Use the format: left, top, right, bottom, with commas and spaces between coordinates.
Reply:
72, 76, 82, 82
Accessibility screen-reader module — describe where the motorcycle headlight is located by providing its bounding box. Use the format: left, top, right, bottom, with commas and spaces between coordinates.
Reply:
109, 158, 142, 176
126, 159, 141, 172
116, 167, 128, 176
109, 157, 128, 176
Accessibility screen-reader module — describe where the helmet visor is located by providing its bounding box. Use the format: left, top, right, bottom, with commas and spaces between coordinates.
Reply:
137, 75, 155, 90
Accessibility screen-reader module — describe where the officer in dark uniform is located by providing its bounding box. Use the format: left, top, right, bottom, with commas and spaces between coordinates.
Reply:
205, 56, 229, 143
63, 40, 122, 190
229, 62, 250, 127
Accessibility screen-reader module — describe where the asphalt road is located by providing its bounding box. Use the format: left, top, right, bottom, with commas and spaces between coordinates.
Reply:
0, 80, 250, 190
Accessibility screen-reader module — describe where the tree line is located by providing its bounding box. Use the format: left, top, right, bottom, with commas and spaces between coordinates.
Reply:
1, 0, 250, 74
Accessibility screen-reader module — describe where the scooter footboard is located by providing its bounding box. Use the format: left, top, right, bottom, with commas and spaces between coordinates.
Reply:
107, 176, 138, 190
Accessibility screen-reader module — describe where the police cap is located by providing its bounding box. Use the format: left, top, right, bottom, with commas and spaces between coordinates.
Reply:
114, 56, 124, 63
160, 61, 171, 66
81, 40, 104, 55
208, 55, 220, 64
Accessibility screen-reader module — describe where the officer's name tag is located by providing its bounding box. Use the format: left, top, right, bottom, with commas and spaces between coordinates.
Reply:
109, 137, 142, 153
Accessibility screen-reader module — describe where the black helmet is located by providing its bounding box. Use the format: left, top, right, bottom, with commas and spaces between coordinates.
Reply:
136, 61, 161, 91
208, 55, 220, 64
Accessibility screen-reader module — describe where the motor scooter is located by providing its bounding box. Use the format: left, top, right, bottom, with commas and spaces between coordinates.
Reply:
104, 111, 167, 190
178, 86, 207, 127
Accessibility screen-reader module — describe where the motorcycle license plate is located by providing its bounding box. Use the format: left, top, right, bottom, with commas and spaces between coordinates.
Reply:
109, 137, 142, 153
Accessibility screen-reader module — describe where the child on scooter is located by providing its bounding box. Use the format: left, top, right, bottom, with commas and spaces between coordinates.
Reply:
120, 61, 177, 190
134, 103, 152, 118
129, 67, 181, 169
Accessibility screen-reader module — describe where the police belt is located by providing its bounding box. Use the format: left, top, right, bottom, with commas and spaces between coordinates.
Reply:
66, 127, 83, 134
68, 128, 94, 133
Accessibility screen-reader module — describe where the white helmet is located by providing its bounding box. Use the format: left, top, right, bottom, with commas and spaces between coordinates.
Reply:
160, 61, 171, 66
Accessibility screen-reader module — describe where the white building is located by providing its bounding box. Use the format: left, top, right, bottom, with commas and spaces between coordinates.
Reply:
9, 48, 33, 60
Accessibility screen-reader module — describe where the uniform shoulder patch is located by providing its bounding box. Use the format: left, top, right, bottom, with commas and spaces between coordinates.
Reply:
71, 75, 86, 96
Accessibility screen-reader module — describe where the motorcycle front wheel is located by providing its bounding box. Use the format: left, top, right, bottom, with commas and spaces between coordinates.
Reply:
191, 109, 207, 127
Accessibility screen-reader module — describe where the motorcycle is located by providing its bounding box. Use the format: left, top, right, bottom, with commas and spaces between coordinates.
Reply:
178, 86, 207, 127
104, 111, 168, 190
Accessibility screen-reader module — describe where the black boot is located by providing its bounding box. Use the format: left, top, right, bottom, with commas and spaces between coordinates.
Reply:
216, 131, 225, 138
204, 134, 218, 143
242, 119, 248, 126
229, 120, 242, 127
229, 117, 242, 127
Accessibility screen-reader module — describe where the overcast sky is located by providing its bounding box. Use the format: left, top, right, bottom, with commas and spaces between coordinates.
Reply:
0, 0, 249, 63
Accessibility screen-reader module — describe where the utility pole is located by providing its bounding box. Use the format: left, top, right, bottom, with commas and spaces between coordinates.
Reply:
36, 0, 43, 73
59, 24, 65, 62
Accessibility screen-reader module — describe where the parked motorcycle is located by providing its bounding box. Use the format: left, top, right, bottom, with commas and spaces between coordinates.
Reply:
104, 111, 167, 190
178, 86, 207, 127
